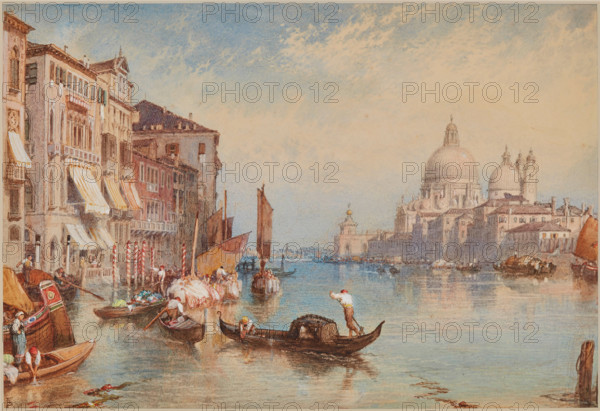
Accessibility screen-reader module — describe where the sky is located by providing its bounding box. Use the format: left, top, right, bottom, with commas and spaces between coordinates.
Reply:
15, 3, 599, 247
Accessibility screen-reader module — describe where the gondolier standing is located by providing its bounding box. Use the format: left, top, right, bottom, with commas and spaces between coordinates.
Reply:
329, 289, 361, 337
11, 312, 27, 370
16, 255, 33, 284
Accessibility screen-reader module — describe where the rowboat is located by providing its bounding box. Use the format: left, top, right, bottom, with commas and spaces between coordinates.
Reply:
93, 300, 166, 320
271, 268, 296, 277
218, 313, 384, 356
158, 314, 205, 343
4, 340, 95, 386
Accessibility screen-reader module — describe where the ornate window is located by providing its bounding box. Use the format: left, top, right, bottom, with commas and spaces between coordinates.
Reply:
9, 226, 20, 241
10, 47, 19, 89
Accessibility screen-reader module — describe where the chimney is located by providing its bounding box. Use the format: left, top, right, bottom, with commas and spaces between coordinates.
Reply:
582, 202, 586, 215
189, 112, 193, 120
551, 196, 556, 216
564, 198, 570, 217
64, 45, 68, 53
163, 106, 167, 113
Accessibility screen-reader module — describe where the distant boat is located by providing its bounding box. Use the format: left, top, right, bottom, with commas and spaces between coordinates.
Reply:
431, 259, 455, 269
270, 252, 296, 277
493, 255, 556, 276
94, 300, 166, 320
571, 217, 598, 280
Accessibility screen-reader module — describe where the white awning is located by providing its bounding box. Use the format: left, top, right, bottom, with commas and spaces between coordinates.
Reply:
89, 226, 115, 250
65, 224, 94, 247
69, 165, 110, 215
7, 131, 32, 168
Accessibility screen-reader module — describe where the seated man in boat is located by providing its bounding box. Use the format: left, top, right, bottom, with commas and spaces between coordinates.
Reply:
239, 316, 256, 339
166, 297, 185, 321
53, 267, 66, 286
10, 311, 27, 370
329, 289, 361, 337
25, 346, 41, 382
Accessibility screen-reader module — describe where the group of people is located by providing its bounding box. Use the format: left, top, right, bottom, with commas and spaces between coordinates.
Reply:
5, 311, 42, 384
235, 288, 363, 339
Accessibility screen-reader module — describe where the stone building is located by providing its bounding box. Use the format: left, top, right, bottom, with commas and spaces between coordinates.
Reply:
3, 12, 34, 268
334, 208, 375, 258
90, 49, 138, 262
503, 222, 572, 254
132, 100, 221, 253
25, 41, 110, 273
488, 146, 538, 203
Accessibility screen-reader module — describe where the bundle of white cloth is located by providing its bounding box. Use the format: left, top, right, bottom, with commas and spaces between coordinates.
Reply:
252, 276, 280, 294
167, 278, 221, 308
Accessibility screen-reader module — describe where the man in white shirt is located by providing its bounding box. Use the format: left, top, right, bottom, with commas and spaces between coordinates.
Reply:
152, 265, 167, 295
216, 266, 229, 283
25, 346, 41, 382
238, 316, 255, 339
329, 289, 360, 337
16, 256, 33, 284
166, 297, 185, 321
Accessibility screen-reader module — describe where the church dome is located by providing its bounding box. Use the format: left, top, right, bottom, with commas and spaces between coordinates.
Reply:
424, 116, 479, 185
425, 145, 478, 182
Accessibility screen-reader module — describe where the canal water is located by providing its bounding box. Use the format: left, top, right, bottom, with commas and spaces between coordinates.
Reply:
4, 262, 597, 409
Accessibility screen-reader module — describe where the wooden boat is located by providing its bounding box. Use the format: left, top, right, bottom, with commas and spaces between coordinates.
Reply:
571, 217, 598, 281
218, 313, 384, 356
4, 268, 75, 355
93, 300, 166, 320
456, 264, 481, 273
4, 340, 95, 386
26, 271, 79, 303
158, 314, 205, 343
271, 267, 296, 277
493, 256, 556, 276
388, 265, 401, 274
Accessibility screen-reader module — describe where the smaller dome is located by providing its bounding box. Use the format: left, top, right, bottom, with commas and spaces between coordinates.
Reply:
488, 163, 520, 193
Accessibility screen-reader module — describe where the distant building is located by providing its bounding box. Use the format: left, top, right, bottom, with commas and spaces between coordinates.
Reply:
132, 100, 221, 255
488, 146, 538, 203
334, 208, 375, 258
503, 221, 571, 253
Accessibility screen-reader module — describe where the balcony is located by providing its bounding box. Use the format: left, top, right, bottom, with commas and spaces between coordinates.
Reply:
63, 145, 100, 164
66, 92, 91, 111
131, 219, 177, 234
5, 163, 26, 182
146, 182, 158, 193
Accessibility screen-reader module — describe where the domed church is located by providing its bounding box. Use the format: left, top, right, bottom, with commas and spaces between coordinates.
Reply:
395, 117, 482, 234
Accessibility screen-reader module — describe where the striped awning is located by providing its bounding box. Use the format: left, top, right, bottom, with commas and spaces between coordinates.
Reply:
103, 177, 128, 210
7, 131, 32, 168
69, 165, 110, 215
121, 181, 142, 210
89, 226, 115, 249
65, 223, 94, 247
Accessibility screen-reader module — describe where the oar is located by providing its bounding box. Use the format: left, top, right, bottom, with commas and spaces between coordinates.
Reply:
59, 278, 105, 301
144, 307, 168, 331
352, 316, 365, 336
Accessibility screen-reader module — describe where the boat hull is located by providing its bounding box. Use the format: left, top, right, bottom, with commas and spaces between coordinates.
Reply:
158, 316, 205, 343
4, 340, 95, 386
93, 301, 166, 320
219, 318, 384, 356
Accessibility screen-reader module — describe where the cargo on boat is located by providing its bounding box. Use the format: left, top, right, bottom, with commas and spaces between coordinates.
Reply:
493, 255, 556, 276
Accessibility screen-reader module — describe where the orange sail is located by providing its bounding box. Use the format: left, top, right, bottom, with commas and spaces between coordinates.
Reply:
257, 185, 273, 261
574, 217, 598, 263
207, 208, 224, 247
196, 232, 250, 275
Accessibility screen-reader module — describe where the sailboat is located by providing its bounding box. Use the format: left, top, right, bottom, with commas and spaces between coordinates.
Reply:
571, 217, 598, 281
196, 190, 248, 299
251, 185, 281, 295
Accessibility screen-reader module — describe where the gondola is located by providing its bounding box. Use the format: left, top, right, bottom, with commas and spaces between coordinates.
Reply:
218, 313, 384, 356
93, 300, 166, 320
456, 264, 481, 273
158, 314, 205, 343
271, 268, 296, 277
4, 340, 95, 386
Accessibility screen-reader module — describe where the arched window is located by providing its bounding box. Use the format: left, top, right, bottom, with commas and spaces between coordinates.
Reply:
24, 111, 30, 141
49, 169, 56, 207
9, 226, 20, 241
25, 180, 34, 212
10, 46, 19, 88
